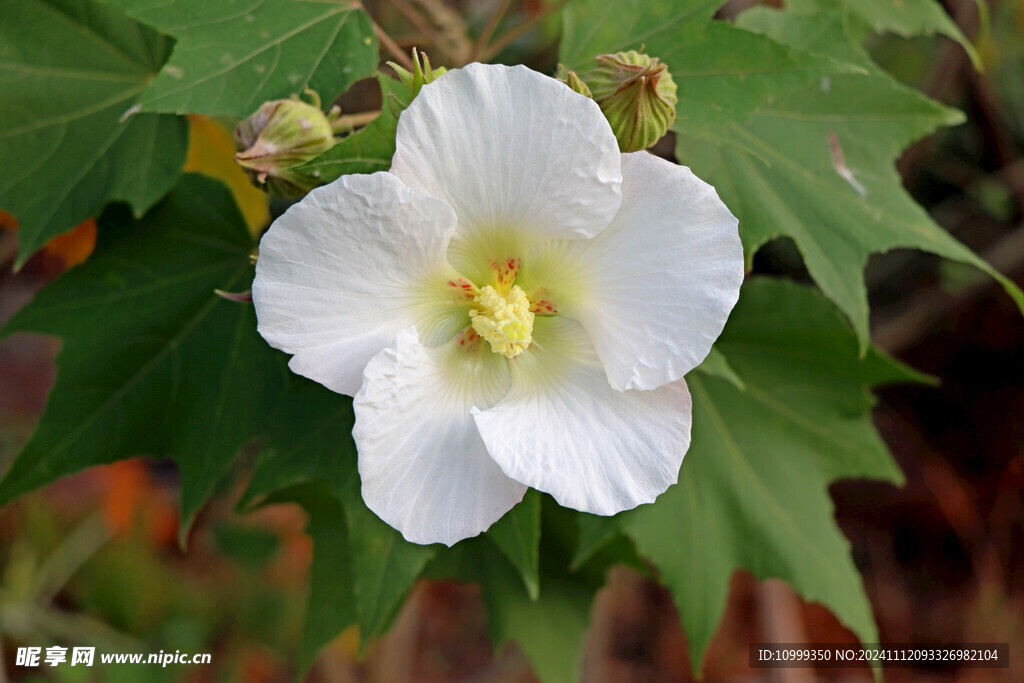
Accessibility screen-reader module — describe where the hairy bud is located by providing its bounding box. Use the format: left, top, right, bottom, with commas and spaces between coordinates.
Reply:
584, 50, 677, 152
234, 90, 337, 197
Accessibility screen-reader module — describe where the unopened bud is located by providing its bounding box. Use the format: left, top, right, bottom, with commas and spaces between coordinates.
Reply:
585, 51, 677, 152
234, 90, 337, 196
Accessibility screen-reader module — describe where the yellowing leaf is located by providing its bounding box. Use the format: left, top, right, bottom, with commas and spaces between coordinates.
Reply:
43, 218, 98, 268
185, 116, 269, 235
1, 210, 97, 268
1, 210, 17, 231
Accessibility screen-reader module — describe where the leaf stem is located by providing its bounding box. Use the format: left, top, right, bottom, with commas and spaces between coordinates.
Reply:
479, 0, 570, 62
331, 110, 382, 133
385, 0, 443, 49
373, 20, 415, 70
472, 0, 515, 61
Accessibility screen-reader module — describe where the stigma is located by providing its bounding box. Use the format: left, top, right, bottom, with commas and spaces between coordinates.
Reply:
469, 285, 535, 358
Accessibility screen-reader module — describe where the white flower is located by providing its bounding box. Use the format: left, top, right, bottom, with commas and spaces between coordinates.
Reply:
252, 63, 743, 546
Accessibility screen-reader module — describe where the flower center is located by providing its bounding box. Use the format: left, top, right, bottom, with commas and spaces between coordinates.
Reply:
469, 285, 535, 358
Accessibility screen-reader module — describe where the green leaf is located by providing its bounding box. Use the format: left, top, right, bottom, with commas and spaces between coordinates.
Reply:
240, 377, 357, 508
494, 498, 605, 683
795, 0, 980, 67
487, 490, 541, 600
99, 0, 379, 117
860, 345, 939, 387
569, 513, 620, 571
560, 0, 857, 126
296, 74, 413, 184
0, 0, 187, 265
749, 0, 981, 68
302, 497, 355, 669
0, 174, 281, 534
673, 4, 1024, 349
345, 495, 435, 645
618, 278, 903, 672
733, 5, 873, 69
261, 481, 355, 670
693, 346, 745, 390
427, 533, 593, 683
214, 522, 280, 567
484, 571, 592, 683
244, 378, 435, 652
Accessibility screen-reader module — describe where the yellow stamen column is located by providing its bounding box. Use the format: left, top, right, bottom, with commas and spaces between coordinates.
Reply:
469, 285, 535, 358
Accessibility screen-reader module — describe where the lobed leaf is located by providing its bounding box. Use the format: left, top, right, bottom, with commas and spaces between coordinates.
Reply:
621, 278, 905, 670
674, 3, 1023, 348
560, 0, 856, 127
243, 378, 435, 655
98, 0, 379, 117
0, 0, 187, 265
487, 490, 541, 600
0, 174, 281, 535
260, 481, 356, 670
800, 0, 980, 67
425, 526, 593, 683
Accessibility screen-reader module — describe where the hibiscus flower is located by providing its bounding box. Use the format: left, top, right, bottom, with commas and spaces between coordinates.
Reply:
252, 63, 743, 546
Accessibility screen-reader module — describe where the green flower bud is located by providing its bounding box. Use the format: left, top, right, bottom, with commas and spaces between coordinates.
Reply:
585, 50, 677, 153
388, 48, 447, 102
558, 69, 592, 98
234, 90, 337, 197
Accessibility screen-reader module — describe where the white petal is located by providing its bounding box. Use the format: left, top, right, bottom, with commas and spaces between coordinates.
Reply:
390, 63, 622, 286
473, 317, 691, 516
518, 152, 743, 391
252, 172, 468, 396
354, 327, 526, 546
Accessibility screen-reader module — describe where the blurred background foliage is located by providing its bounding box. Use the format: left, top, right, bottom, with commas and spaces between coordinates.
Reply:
1, 0, 1023, 680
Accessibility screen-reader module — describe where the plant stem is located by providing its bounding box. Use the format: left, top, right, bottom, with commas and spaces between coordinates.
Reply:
386, 0, 443, 49
410, 0, 472, 65
331, 110, 382, 133
373, 20, 415, 70
479, 0, 570, 62
472, 0, 515, 61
